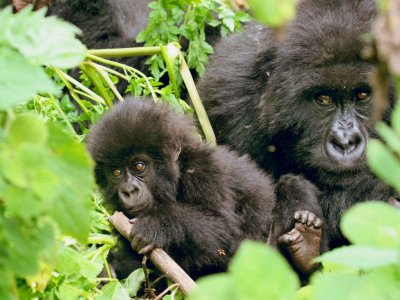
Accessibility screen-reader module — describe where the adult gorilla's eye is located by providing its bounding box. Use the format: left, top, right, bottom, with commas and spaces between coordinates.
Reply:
111, 169, 122, 177
355, 90, 370, 101
316, 95, 333, 105
133, 162, 145, 172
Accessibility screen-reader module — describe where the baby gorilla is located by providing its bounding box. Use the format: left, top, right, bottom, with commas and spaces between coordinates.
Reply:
86, 97, 278, 278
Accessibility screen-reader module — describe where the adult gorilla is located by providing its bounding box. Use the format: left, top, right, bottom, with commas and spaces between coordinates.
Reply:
196, 0, 397, 249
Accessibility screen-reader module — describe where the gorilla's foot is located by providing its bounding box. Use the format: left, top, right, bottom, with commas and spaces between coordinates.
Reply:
278, 210, 323, 274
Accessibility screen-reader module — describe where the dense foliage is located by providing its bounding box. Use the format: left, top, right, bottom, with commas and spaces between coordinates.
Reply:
1, 0, 400, 299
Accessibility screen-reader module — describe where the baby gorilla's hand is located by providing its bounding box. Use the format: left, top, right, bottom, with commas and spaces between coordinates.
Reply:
129, 218, 156, 255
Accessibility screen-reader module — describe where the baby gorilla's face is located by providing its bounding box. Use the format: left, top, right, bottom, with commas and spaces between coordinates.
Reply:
106, 153, 156, 217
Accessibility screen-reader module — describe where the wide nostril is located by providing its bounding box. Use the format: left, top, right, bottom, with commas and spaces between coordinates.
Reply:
121, 191, 130, 199
329, 133, 362, 154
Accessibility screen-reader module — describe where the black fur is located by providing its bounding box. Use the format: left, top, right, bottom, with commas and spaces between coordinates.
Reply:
47, 0, 220, 84
47, 0, 152, 90
86, 97, 277, 278
197, 0, 396, 248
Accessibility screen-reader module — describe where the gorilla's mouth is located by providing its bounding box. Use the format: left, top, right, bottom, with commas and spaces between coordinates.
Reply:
119, 194, 151, 215
125, 202, 148, 212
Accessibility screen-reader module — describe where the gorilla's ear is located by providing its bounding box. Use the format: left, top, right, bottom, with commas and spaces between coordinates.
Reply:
173, 143, 182, 161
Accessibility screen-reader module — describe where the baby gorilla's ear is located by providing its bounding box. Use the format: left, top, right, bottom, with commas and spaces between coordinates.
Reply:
173, 143, 181, 161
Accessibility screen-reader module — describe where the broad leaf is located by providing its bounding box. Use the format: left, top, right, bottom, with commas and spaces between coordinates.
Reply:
98, 282, 130, 300
315, 245, 399, 270
189, 274, 234, 300
248, 0, 296, 27
367, 140, 400, 192
123, 269, 146, 297
46, 125, 94, 242
341, 202, 400, 247
6, 7, 86, 68
8, 114, 48, 146
0, 47, 57, 110
230, 240, 299, 300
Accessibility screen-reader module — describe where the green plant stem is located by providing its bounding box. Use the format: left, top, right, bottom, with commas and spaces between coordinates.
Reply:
74, 90, 105, 104
58, 70, 105, 105
96, 278, 118, 282
80, 64, 113, 107
87, 46, 161, 58
88, 234, 116, 246
92, 63, 130, 81
179, 54, 216, 145
86, 54, 159, 102
101, 253, 113, 279
52, 67, 90, 114
4, 109, 15, 132
160, 45, 180, 99
86, 62, 124, 103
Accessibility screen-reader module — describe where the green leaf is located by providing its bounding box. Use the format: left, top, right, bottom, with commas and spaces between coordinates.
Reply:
230, 241, 299, 300
2, 218, 55, 277
367, 139, 400, 192
341, 202, 400, 247
0, 147, 29, 188
391, 101, 400, 134
0, 46, 57, 110
375, 122, 400, 154
0, 272, 15, 300
296, 285, 314, 300
235, 11, 251, 23
98, 282, 130, 300
8, 114, 48, 146
189, 274, 234, 300
222, 17, 235, 32
6, 7, 86, 68
207, 19, 220, 27
55, 282, 83, 300
3, 186, 43, 220
30, 167, 60, 201
0, 7, 13, 44
312, 272, 400, 300
248, 0, 296, 27
56, 247, 103, 280
46, 125, 94, 242
315, 245, 399, 270
122, 269, 145, 297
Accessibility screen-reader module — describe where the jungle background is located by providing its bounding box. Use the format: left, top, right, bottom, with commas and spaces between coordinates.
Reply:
1, 0, 400, 299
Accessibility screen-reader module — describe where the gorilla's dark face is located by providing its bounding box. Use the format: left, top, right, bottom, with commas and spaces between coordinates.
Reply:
95, 147, 181, 218
295, 67, 373, 173
105, 153, 156, 216
264, 53, 377, 184
259, 0, 380, 185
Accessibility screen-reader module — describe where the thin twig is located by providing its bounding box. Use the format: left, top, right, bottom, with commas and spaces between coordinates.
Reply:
154, 283, 180, 300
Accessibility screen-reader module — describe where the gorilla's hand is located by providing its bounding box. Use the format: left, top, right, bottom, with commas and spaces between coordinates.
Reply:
129, 218, 156, 255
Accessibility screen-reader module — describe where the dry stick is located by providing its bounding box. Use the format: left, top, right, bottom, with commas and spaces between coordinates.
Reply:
108, 212, 197, 295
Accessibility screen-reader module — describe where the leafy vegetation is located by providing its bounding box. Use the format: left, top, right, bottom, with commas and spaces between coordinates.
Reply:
1, 0, 400, 299
0, 0, 244, 298
136, 0, 250, 79
0, 6, 96, 299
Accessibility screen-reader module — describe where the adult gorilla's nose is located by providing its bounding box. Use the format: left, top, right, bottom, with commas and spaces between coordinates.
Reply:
325, 128, 365, 166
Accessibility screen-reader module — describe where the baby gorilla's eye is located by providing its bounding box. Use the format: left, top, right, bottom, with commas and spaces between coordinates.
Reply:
111, 169, 122, 177
133, 162, 145, 172
355, 90, 370, 101
316, 94, 333, 105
